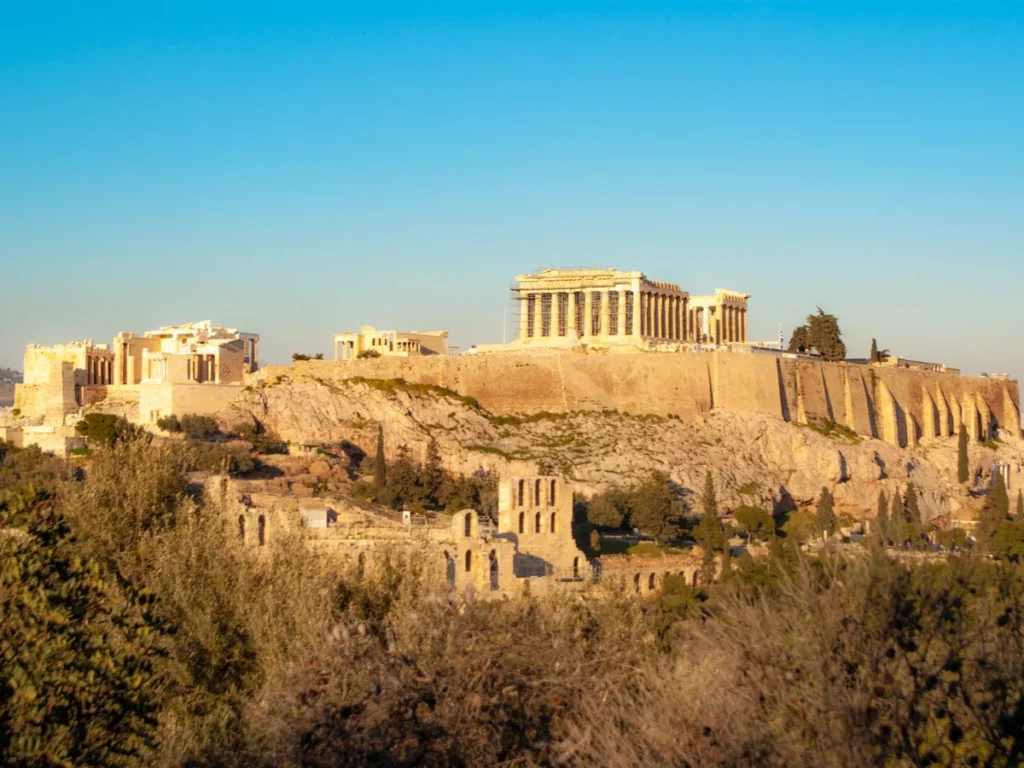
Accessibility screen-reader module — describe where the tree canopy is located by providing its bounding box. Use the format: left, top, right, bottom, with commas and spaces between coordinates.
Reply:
788, 308, 846, 361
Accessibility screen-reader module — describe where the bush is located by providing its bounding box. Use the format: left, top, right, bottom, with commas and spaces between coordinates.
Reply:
75, 413, 146, 446
179, 414, 220, 439
157, 414, 182, 432
357, 349, 381, 359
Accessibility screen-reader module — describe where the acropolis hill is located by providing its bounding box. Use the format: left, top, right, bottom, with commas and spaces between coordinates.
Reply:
2, 267, 1021, 527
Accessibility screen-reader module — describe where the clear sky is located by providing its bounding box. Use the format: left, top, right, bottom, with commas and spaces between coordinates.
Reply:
1, 1, 1021, 380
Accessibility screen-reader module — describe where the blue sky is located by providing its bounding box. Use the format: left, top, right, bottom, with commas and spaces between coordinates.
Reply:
1, 1, 1021, 380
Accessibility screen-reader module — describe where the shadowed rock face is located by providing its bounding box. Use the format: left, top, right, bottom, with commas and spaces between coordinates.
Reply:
222, 376, 1024, 523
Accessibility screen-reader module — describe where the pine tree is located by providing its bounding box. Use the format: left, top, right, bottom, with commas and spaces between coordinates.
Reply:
702, 470, 717, 518
979, 471, 1011, 550
373, 424, 386, 494
957, 429, 969, 485
875, 490, 889, 544
631, 473, 680, 543
816, 487, 836, 541
870, 338, 879, 364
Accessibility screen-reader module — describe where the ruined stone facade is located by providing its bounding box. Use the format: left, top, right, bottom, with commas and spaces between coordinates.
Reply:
504, 268, 749, 349
333, 326, 449, 361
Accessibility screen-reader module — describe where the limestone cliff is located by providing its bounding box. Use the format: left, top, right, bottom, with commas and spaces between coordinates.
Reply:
220, 376, 1024, 522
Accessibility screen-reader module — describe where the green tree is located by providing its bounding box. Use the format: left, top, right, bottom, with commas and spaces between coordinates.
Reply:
373, 424, 386, 494
978, 471, 1010, 548
421, 437, 444, 506
694, 510, 727, 553
587, 489, 629, 529
0, 483, 167, 766
789, 309, 846, 361
815, 487, 836, 540
874, 490, 889, 545
702, 470, 717, 518
958, 428, 969, 484
890, 491, 907, 546
383, 445, 421, 510
630, 472, 680, 543
904, 484, 921, 524
734, 505, 775, 543
870, 338, 878, 363
75, 413, 146, 447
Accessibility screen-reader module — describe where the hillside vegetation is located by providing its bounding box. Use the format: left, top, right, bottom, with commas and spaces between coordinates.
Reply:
3, 436, 1024, 766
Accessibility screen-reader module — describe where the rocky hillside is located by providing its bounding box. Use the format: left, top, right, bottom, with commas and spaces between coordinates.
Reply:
221, 376, 1024, 522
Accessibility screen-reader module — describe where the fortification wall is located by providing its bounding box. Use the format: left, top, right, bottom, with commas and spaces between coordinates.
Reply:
253, 351, 1021, 448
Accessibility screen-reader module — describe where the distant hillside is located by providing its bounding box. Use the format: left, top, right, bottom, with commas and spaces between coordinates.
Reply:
0, 368, 21, 407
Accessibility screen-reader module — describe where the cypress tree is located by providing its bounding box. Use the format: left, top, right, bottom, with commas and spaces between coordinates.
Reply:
373, 424, 386, 493
875, 490, 889, 544
957, 429, 969, 484
702, 470, 717, 518
816, 487, 836, 540
986, 471, 1010, 520
422, 437, 444, 506
870, 338, 879, 364
890, 491, 906, 545
1017, 490, 1023, 517
905, 484, 921, 524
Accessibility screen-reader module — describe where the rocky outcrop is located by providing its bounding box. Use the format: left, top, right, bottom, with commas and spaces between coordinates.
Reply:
220, 377, 1024, 522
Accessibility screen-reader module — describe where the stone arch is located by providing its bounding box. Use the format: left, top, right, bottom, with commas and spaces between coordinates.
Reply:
518, 511, 525, 534
648, 573, 656, 591
518, 479, 525, 506
464, 511, 473, 538
258, 515, 266, 547
534, 512, 542, 533
238, 514, 245, 541
633, 573, 641, 593
691, 570, 699, 588
534, 479, 541, 506
489, 549, 499, 590
550, 512, 556, 534
465, 549, 472, 573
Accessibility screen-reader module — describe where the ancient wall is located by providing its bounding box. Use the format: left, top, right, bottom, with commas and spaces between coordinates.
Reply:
138, 382, 247, 424
254, 351, 1021, 448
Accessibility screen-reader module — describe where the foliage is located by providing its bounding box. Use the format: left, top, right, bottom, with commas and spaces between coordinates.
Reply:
585, 488, 632, 529
958, 428, 969, 484
373, 424, 386, 493
291, 353, 310, 361
75, 413, 147, 446
627, 472, 681, 542
733, 505, 775, 542
869, 337, 878, 363
157, 414, 182, 432
935, 527, 968, 550
701, 470, 717, 517
873, 490, 889, 546
978, 471, 1011, 550
421, 438, 444, 504
234, 419, 287, 455
356, 349, 381, 359
179, 413, 220, 439
788, 308, 846, 361
815, 487, 836, 540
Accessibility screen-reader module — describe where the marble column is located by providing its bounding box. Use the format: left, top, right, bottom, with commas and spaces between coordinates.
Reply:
617, 289, 627, 337
532, 293, 543, 339
551, 292, 561, 337
584, 290, 593, 337
600, 290, 610, 337
741, 309, 747, 342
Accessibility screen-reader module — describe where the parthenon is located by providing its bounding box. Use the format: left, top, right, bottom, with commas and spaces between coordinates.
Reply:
511, 268, 750, 348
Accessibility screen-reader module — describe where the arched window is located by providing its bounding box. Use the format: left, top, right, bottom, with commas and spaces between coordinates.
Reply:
357, 552, 366, 580
518, 511, 525, 534
550, 512, 556, 534
518, 479, 524, 507
692, 571, 699, 587
535, 479, 541, 506
633, 573, 641, 593
238, 514, 245, 541
489, 550, 498, 590
648, 573, 656, 591
258, 515, 266, 547
464, 512, 472, 537
573, 556, 580, 579
535, 512, 542, 533
550, 479, 556, 505
465, 550, 472, 573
